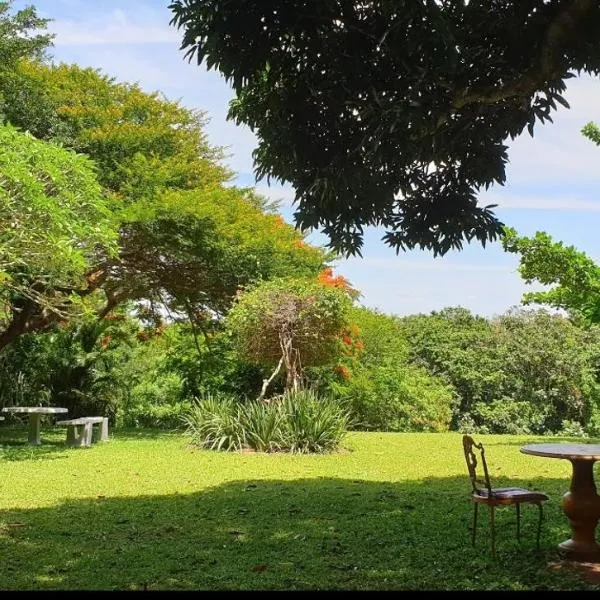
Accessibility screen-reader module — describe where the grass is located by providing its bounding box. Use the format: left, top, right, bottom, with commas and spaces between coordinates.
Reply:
0, 423, 599, 590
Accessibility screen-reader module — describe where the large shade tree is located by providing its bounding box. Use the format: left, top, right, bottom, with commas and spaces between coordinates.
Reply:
0, 124, 117, 349
170, 0, 600, 256
0, 4, 328, 348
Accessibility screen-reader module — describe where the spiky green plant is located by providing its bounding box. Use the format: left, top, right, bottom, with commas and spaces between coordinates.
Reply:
182, 394, 245, 451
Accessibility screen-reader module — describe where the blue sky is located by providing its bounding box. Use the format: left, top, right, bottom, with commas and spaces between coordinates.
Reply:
15, 0, 600, 318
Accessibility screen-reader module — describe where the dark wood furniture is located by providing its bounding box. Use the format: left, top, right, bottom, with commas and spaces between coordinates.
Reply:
463, 435, 548, 557
521, 443, 600, 562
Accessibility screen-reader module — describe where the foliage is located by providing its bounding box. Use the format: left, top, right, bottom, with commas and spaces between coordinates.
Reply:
0, 58, 328, 347
0, 314, 138, 419
0, 1, 52, 72
327, 307, 456, 431
227, 277, 354, 394
467, 398, 548, 436
399, 307, 502, 421
275, 389, 351, 453
399, 307, 600, 434
183, 393, 246, 451
582, 121, 600, 145
183, 389, 350, 453
170, 0, 600, 257
1, 430, 600, 590
334, 365, 455, 433
0, 124, 117, 349
502, 227, 600, 324
163, 322, 266, 401
122, 400, 191, 430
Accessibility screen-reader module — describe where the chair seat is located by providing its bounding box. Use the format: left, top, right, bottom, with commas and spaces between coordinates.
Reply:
474, 487, 548, 502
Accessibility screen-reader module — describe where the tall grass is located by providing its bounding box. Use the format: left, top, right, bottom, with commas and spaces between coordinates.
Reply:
182, 394, 245, 451
183, 389, 351, 453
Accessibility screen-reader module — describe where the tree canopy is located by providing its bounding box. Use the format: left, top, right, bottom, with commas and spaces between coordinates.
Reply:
502, 227, 600, 325
0, 124, 117, 348
0, 16, 329, 348
170, 0, 600, 256
227, 276, 354, 396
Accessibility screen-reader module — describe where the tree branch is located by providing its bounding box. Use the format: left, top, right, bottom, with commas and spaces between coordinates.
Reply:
453, 0, 594, 109
257, 355, 284, 402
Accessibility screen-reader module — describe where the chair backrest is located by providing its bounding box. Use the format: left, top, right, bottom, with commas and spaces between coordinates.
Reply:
462, 435, 492, 495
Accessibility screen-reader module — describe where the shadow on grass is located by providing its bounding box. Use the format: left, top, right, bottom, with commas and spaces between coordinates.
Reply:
0, 426, 185, 462
0, 474, 598, 591
0, 424, 70, 462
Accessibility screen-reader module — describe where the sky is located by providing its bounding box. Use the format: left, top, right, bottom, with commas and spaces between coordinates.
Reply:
13, 0, 600, 319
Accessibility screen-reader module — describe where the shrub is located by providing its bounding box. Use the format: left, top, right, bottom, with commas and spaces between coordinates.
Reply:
276, 389, 352, 454
183, 394, 246, 451
121, 400, 191, 430
333, 362, 455, 432
183, 389, 350, 453
120, 372, 185, 428
241, 400, 283, 452
467, 397, 548, 435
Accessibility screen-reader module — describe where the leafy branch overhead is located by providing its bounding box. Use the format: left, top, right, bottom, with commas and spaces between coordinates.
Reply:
170, 0, 600, 256
502, 227, 600, 325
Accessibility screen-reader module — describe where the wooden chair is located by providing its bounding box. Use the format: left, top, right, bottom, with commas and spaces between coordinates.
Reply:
462, 435, 548, 556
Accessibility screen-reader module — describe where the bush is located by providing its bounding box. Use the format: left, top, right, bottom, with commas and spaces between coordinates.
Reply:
183, 394, 246, 451
120, 372, 185, 428
183, 389, 350, 453
276, 389, 352, 453
121, 400, 191, 430
333, 362, 456, 432
467, 397, 548, 435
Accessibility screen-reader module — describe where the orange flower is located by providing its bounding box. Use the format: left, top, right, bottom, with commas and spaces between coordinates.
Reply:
335, 365, 351, 379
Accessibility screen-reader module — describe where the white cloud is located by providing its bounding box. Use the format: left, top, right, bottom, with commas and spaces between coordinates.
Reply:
481, 193, 600, 212
48, 10, 180, 46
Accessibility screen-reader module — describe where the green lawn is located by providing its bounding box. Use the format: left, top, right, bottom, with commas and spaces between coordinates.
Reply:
0, 425, 599, 590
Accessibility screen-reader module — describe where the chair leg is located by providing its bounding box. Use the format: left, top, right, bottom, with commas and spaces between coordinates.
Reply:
488, 505, 496, 557
516, 503, 521, 542
536, 503, 543, 550
472, 502, 478, 547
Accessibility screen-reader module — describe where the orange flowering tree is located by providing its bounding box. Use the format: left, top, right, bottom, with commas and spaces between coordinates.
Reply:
227, 275, 356, 399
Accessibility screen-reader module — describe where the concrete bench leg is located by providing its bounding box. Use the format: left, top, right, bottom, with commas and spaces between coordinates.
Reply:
99, 417, 109, 442
91, 418, 109, 442
66, 423, 92, 448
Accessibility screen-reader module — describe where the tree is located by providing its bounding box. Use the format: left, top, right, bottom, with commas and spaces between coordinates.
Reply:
0, 124, 117, 349
227, 276, 354, 398
328, 306, 456, 432
0, 55, 328, 345
170, 0, 600, 256
502, 227, 600, 324
0, 1, 52, 69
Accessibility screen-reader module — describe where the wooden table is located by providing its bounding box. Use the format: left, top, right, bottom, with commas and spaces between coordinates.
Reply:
521, 443, 600, 562
1, 406, 68, 446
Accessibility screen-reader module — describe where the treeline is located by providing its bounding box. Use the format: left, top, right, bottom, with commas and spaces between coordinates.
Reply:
2, 3, 599, 443
2, 304, 599, 437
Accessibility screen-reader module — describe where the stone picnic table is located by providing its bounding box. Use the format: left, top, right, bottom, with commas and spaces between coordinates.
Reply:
1, 406, 68, 445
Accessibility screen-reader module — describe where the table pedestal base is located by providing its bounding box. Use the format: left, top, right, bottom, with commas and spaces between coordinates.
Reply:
27, 414, 42, 446
559, 539, 600, 563
560, 460, 600, 563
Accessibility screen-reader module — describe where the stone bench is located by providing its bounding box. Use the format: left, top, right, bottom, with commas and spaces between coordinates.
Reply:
57, 417, 109, 448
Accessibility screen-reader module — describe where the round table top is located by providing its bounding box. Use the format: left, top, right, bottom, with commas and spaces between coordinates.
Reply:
521, 443, 600, 460
1, 406, 68, 415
